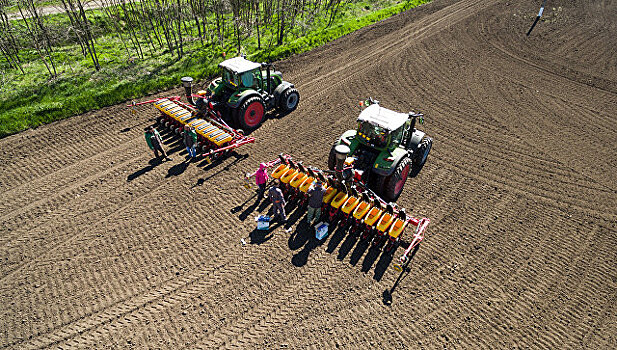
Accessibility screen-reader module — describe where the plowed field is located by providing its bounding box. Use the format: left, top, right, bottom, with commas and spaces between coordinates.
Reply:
2, 0, 616, 348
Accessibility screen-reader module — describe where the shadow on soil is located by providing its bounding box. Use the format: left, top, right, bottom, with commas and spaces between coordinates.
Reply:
194, 152, 249, 181
382, 245, 419, 306
127, 158, 164, 181
232, 192, 401, 278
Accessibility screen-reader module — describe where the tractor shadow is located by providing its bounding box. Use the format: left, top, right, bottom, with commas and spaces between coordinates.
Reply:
337, 231, 358, 262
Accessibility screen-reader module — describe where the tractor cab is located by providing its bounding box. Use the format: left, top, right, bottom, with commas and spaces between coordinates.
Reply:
220, 57, 262, 89
329, 98, 432, 202
198, 56, 298, 131
356, 103, 409, 151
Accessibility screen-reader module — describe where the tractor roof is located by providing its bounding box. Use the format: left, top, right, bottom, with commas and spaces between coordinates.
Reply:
219, 57, 261, 74
357, 104, 408, 131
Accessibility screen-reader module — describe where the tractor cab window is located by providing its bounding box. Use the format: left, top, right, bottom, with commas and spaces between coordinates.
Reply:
390, 127, 403, 146
223, 69, 238, 87
241, 72, 254, 87
357, 121, 389, 148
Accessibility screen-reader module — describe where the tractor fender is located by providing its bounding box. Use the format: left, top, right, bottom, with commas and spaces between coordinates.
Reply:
273, 81, 295, 105
227, 89, 261, 109
407, 129, 426, 152
372, 148, 409, 177
336, 130, 357, 146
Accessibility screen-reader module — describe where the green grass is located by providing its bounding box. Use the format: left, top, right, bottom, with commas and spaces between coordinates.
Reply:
0, 0, 430, 138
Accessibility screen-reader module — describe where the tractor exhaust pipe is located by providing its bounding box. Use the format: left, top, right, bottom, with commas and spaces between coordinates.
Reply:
334, 144, 350, 183
409, 112, 416, 131
262, 62, 273, 95
181, 76, 195, 105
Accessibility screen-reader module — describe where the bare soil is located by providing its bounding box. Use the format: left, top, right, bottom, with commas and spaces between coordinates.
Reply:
1, 0, 616, 348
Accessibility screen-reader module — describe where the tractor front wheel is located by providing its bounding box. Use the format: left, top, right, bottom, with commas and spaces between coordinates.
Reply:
413, 136, 432, 172
383, 157, 412, 202
278, 88, 300, 113
237, 97, 265, 131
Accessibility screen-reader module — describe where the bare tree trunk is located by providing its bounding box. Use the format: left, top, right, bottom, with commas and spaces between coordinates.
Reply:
0, 8, 24, 73
176, 0, 183, 58
17, 2, 56, 77
277, 0, 286, 45
255, 0, 261, 49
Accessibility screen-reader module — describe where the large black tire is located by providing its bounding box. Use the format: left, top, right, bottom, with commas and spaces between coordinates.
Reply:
413, 136, 432, 172
327, 144, 337, 170
236, 96, 266, 132
278, 88, 300, 113
382, 156, 412, 202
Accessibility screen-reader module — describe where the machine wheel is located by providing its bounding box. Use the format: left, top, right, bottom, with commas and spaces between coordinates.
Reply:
383, 156, 412, 202
278, 88, 300, 113
413, 136, 432, 171
327, 144, 337, 170
237, 96, 265, 131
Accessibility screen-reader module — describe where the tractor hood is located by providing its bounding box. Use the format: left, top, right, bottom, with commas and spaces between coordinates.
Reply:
357, 104, 408, 131
219, 57, 261, 74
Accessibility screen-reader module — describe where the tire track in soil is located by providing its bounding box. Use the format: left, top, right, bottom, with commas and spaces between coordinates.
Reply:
2, 0, 617, 348
0, 147, 207, 281
3, 180, 248, 346
0, 138, 144, 223
0, 109, 150, 193
260, 201, 584, 349
40, 162, 449, 348
191, 173, 509, 348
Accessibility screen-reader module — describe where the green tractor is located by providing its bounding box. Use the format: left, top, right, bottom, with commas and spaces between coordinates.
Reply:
328, 98, 433, 202
182, 56, 300, 132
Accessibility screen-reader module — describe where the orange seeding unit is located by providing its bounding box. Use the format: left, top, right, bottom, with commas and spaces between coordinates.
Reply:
131, 95, 255, 161
255, 154, 431, 271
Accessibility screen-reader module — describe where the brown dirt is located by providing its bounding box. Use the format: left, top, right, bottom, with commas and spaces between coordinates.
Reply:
1, 0, 616, 348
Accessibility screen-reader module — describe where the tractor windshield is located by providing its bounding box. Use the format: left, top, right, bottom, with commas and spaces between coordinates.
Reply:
357, 121, 389, 148
222, 69, 239, 88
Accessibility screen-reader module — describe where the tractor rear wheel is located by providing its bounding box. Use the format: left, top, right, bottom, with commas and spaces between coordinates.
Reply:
278, 88, 300, 113
236, 96, 266, 131
413, 136, 432, 172
383, 157, 412, 202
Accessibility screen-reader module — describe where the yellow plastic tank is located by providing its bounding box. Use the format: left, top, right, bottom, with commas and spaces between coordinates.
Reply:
364, 207, 383, 226
299, 177, 316, 193
280, 168, 298, 184
341, 196, 360, 214
353, 201, 371, 220
290, 172, 308, 188
388, 218, 408, 239
376, 212, 395, 233
322, 187, 338, 204
330, 192, 348, 209
271, 164, 289, 179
